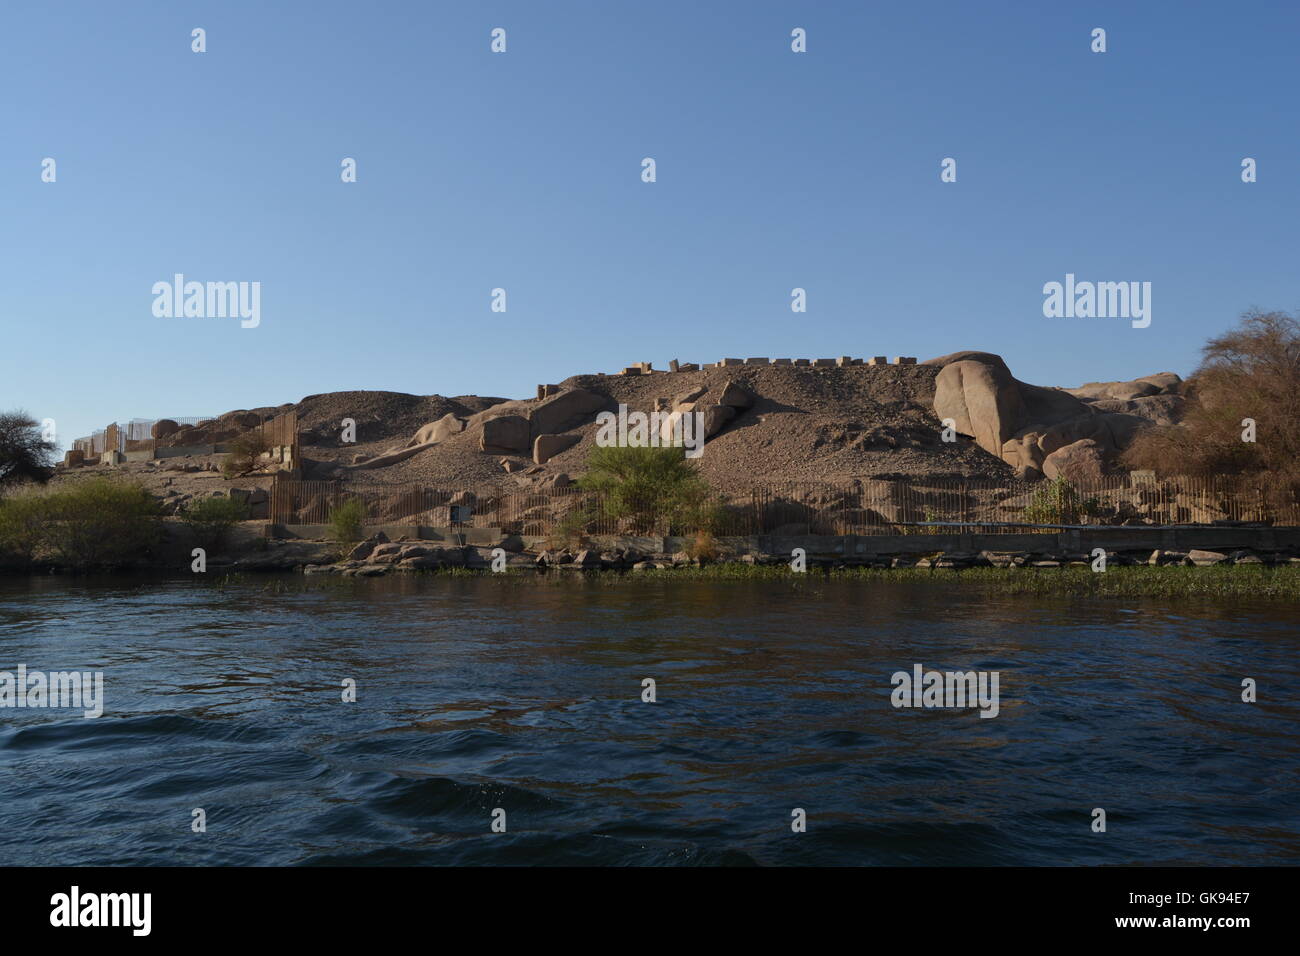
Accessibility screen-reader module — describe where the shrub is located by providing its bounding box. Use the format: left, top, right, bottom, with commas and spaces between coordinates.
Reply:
328, 497, 366, 545
1122, 310, 1300, 507
1022, 477, 1100, 526
683, 530, 721, 563
546, 503, 594, 551
0, 493, 52, 563
181, 495, 250, 552
221, 430, 270, 478
578, 445, 718, 535
39, 478, 163, 569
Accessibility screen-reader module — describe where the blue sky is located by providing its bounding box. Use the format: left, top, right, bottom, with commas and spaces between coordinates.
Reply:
3, 0, 1297, 449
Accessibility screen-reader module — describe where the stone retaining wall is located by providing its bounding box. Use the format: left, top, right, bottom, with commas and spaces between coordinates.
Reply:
621, 357, 919, 375
271, 524, 1300, 558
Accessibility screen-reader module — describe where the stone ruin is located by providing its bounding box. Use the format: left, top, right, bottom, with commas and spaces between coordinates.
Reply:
63, 411, 300, 472
609, 356, 917, 376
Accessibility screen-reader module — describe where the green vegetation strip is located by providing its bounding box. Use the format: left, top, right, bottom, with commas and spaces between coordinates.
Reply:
204, 563, 1300, 600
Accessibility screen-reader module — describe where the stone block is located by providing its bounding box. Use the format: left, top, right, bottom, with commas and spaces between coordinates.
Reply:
745, 357, 769, 365
718, 380, 754, 409
480, 415, 531, 454
794, 359, 811, 366
837, 356, 851, 366
701, 404, 736, 439
677, 363, 699, 372
867, 356, 888, 366
533, 433, 581, 465
813, 359, 835, 367
720, 358, 743, 366
622, 367, 642, 376
772, 358, 792, 365
668, 359, 680, 372
893, 356, 917, 365
530, 388, 606, 439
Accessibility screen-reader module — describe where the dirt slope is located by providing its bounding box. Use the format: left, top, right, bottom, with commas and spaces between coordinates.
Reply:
295, 364, 1016, 493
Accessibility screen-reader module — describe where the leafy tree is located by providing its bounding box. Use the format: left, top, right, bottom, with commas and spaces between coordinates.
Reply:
578, 445, 720, 535
1123, 310, 1300, 506
0, 410, 56, 489
221, 430, 271, 478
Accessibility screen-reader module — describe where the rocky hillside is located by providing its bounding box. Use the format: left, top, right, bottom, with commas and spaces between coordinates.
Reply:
282, 353, 1183, 493
76, 352, 1183, 499
925, 351, 1182, 483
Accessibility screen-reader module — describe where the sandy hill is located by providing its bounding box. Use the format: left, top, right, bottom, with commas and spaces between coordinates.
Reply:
127, 352, 1183, 497
294, 363, 1008, 494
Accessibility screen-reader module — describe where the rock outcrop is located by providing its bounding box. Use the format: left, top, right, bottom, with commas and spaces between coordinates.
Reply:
480, 415, 532, 454
930, 356, 1025, 459
925, 351, 1179, 478
1066, 373, 1182, 402
533, 432, 581, 465
151, 419, 180, 440
718, 380, 754, 409
1042, 438, 1106, 483
410, 413, 465, 447
528, 388, 607, 440
348, 442, 437, 470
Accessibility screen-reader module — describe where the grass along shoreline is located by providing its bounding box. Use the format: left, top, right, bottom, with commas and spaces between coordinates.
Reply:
175, 562, 1300, 600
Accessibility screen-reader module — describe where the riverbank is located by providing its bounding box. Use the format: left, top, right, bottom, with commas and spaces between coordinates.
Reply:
97, 562, 1300, 601
6, 510, 1300, 599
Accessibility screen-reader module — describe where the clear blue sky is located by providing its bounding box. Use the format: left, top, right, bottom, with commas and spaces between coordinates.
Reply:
3, 0, 1297, 449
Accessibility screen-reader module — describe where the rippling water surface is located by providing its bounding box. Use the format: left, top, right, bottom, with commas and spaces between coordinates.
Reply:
0, 573, 1296, 866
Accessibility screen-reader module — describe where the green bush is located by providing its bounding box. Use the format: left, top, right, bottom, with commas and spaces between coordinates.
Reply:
181, 495, 250, 552
546, 503, 595, 551
38, 478, 163, 569
1023, 477, 1101, 526
578, 445, 719, 535
328, 497, 366, 546
0, 493, 52, 563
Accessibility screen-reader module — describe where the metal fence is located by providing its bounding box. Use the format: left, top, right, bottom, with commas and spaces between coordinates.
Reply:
258, 411, 299, 451
267, 474, 1299, 536
73, 416, 213, 455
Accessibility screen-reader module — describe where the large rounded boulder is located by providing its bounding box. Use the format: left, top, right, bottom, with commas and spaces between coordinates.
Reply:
1042, 438, 1107, 483
932, 358, 1025, 458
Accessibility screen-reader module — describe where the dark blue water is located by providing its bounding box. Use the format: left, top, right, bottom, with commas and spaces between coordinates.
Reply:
0, 573, 1296, 866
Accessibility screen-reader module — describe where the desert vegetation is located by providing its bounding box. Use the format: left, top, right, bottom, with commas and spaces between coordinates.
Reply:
327, 497, 366, 546
0, 477, 163, 569
577, 445, 723, 535
181, 496, 250, 552
221, 430, 271, 478
1021, 477, 1102, 526
0, 410, 56, 489
1123, 310, 1300, 507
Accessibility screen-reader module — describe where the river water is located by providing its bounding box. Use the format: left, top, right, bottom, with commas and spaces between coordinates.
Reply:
0, 573, 1296, 866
